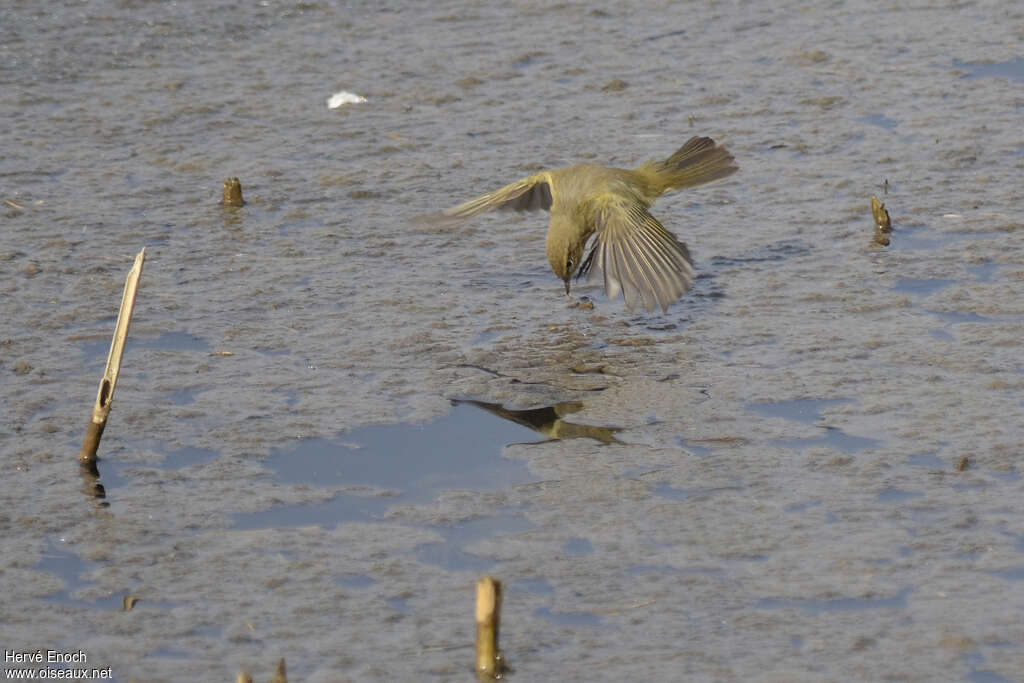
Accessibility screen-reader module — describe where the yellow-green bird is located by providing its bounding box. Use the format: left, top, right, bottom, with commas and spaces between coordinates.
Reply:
432, 136, 737, 312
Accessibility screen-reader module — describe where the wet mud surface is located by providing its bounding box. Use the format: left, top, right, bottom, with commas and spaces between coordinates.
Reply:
2, 1, 1023, 681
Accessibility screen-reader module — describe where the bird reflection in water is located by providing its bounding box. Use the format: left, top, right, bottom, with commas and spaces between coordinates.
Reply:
452, 399, 621, 445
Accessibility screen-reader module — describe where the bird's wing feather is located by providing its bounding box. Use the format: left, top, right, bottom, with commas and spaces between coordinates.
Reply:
580, 198, 694, 312
420, 173, 554, 225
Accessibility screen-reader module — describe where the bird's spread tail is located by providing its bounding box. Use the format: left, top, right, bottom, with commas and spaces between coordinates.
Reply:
638, 136, 738, 195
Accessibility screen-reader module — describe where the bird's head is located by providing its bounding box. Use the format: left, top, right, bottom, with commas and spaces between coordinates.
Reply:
546, 213, 587, 295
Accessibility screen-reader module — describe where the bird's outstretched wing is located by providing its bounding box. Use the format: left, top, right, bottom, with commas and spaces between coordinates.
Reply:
578, 198, 694, 313
419, 172, 554, 225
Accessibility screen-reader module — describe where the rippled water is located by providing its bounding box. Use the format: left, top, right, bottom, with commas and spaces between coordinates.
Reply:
2, 1, 1023, 681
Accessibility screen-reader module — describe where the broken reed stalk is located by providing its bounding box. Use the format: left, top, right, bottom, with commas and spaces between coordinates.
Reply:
871, 196, 891, 232
79, 248, 146, 466
221, 177, 244, 207
235, 657, 286, 683
475, 576, 504, 679
871, 195, 892, 245
270, 658, 288, 683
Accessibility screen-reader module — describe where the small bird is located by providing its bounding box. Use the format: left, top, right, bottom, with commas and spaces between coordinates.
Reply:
429, 136, 737, 312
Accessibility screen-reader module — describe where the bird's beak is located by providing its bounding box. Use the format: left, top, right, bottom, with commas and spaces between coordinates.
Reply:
564, 278, 571, 296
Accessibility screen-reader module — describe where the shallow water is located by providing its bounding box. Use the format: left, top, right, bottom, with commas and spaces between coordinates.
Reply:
3, 1, 1024, 681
